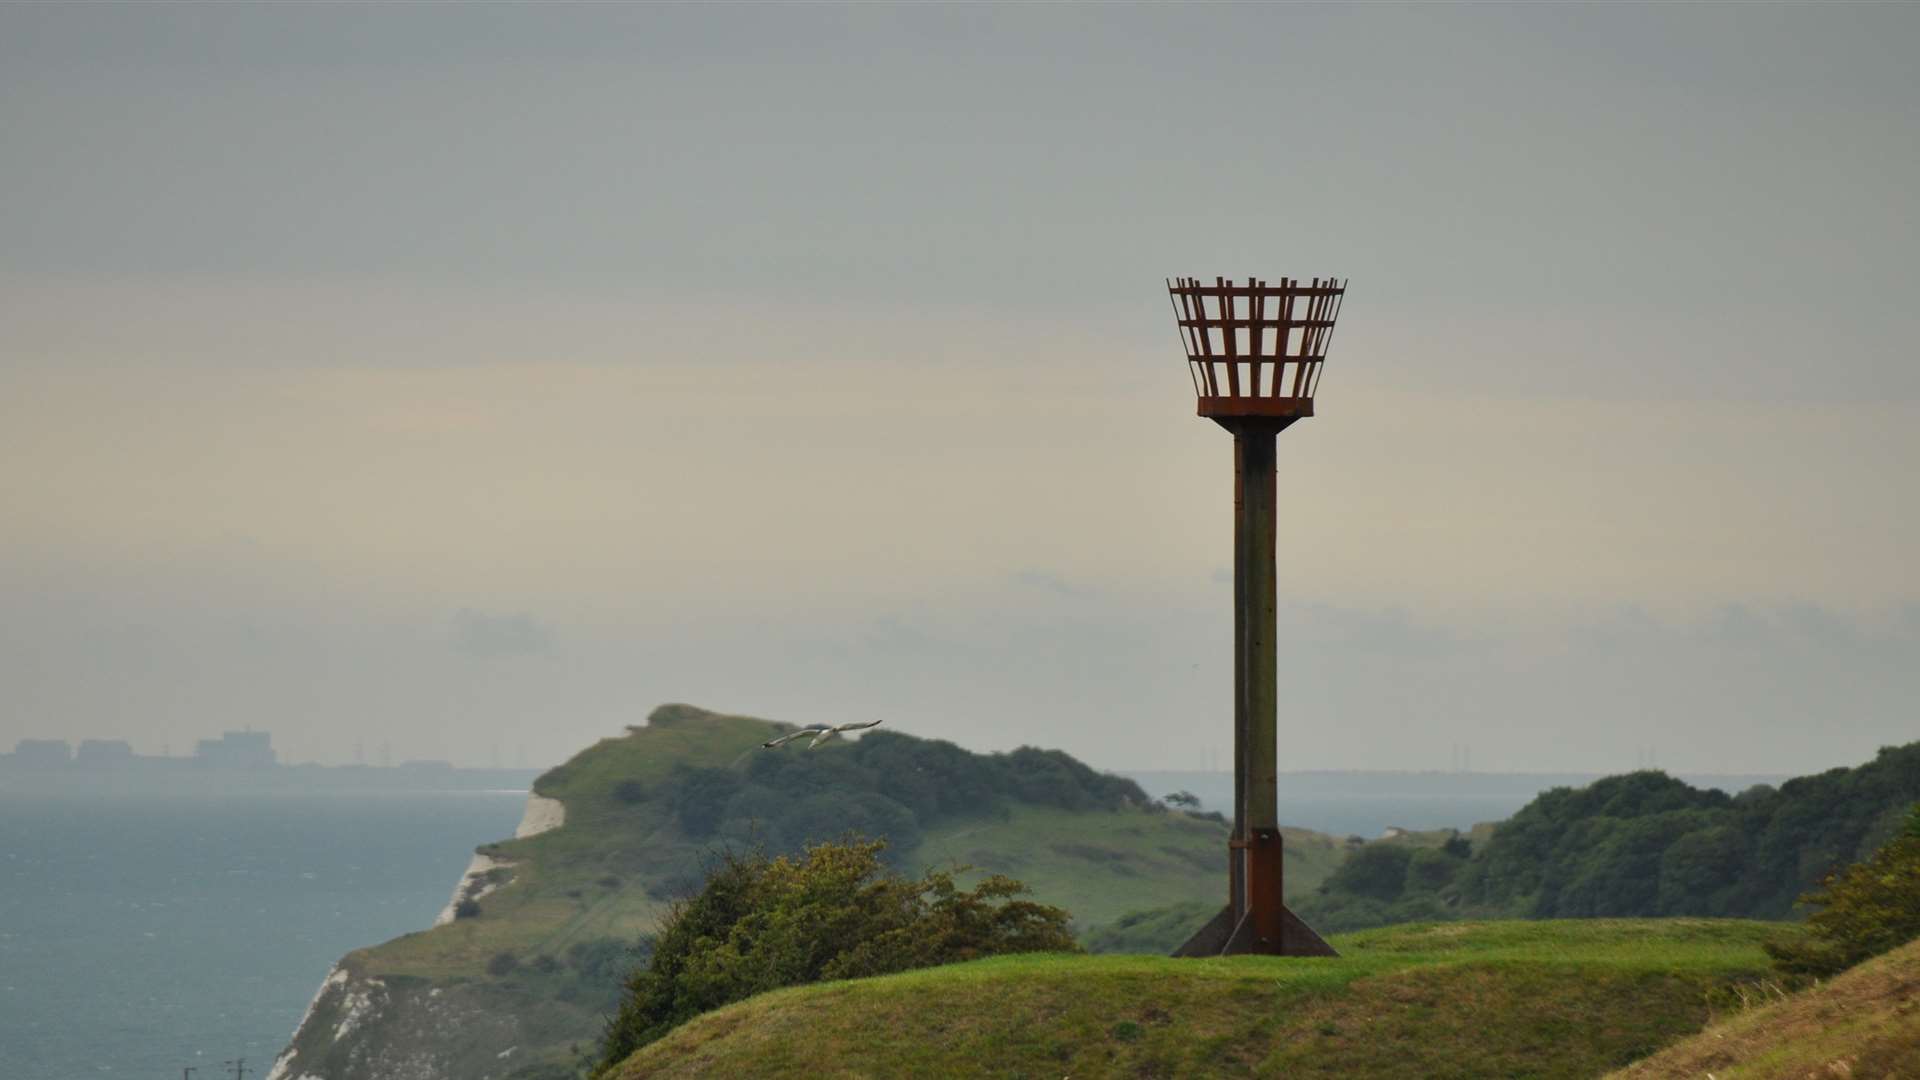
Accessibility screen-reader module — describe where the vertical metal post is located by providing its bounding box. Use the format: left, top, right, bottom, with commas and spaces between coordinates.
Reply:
1228, 431, 1249, 925
1239, 427, 1285, 947
1168, 275, 1341, 959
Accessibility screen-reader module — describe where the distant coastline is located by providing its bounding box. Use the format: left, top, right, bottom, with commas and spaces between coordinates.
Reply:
0, 730, 543, 796
1119, 768, 1790, 837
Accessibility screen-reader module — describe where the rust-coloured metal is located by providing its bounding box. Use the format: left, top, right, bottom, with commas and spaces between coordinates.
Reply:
1167, 276, 1345, 427
1169, 276, 1344, 960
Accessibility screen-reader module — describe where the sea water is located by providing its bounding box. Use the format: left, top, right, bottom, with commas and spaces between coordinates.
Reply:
0, 790, 527, 1078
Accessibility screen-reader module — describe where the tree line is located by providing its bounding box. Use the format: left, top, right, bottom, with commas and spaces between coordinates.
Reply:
1296, 740, 1920, 933
661, 729, 1150, 858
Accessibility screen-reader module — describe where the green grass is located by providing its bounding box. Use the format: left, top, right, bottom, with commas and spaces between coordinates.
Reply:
910, 805, 1343, 937
359, 708, 1274, 980
613, 919, 1801, 1079
320, 704, 1329, 1076
1609, 935, 1920, 1079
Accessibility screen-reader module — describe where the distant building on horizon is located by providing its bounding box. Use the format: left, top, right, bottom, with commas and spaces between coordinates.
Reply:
11, 738, 73, 768
75, 739, 136, 768
194, 730, 276, 770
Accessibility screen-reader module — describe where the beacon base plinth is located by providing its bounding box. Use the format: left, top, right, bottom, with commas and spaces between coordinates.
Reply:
1171, 903, 1338, 958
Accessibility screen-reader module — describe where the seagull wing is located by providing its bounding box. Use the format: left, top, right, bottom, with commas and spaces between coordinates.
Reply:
806, 728, 839, 749
761, 730, 810, 749
832, 719, 884, 733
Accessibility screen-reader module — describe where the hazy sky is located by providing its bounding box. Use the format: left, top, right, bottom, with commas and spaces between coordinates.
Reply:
3, 4, 1916, 774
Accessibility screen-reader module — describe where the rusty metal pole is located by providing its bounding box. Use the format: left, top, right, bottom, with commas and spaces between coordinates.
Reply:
1228, 430, 1250, 931
1168, 275, 1343, 958
1237, 424, 1283, 946
1178, 418, 1331, 956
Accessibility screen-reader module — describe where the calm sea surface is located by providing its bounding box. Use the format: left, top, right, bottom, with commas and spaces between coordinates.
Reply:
0, 791, 527, 1078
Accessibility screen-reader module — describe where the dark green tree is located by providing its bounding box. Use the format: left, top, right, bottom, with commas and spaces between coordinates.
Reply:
591, 838, 1077, 1076
1766, 804, 1920, 977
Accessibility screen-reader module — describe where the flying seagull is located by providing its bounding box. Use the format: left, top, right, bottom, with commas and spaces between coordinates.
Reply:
761, 719, 883, 750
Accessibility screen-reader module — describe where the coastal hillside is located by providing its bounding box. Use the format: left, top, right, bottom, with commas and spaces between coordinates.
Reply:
270, 705, 1331, 1080
1609, 934, 1920, 1079
610, 918, 1795, 1079
1289, 741, 1920, 934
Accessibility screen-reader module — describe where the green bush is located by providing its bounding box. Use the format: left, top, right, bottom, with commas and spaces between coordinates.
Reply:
1300, 743, 1920, 934
1325, 844, 1414, 902
590, 837, 1078, 1076
1766, 804, 1920, 977
1405, 846, 1465, 893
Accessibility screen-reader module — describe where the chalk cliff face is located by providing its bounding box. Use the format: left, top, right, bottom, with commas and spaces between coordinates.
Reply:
266, 795, 574, 1080
264, 959, 568, 1080
261, 706, 790, 1080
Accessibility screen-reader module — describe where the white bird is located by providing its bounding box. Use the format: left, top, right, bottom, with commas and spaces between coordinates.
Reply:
761, 719, 883, 750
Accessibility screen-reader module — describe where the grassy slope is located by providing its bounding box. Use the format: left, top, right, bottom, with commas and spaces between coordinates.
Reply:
614, 919, 1797, 1079
915, 808, 1343, 934
1081, 829, 1450, 954
325, 705, 1297, 1074
1609, 936, 1920, 1080
360, 706, 1277, 979
358, 707, 775, 980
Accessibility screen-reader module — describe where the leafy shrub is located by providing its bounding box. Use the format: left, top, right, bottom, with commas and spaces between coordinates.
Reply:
453, 898, 482, 919
568, 937, 641, 983
1766, 804, 1920, 977
1326, 844, 1414, 902
486, 951, 520, 977
1405, 846, 1464, 893
670, 766, 742, 837
590, 838, 1078, 1076
611, 779, 646, 804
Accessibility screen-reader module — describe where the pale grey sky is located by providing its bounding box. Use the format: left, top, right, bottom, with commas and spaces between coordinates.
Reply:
2, 4, 1915, 773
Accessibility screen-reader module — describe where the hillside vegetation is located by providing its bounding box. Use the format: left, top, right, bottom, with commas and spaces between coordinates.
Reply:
285, 705, 1304, 1079
592, 838, 1081, 1076
1610, 935, 1920, 1079
1295, 742, 1920, 933
611, 918, 1794, 1079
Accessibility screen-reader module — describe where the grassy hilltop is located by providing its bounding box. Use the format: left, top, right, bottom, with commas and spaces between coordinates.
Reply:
611, 918, 1798, 1079
281, 705, 1336, 1079
357, 699, 1336, 983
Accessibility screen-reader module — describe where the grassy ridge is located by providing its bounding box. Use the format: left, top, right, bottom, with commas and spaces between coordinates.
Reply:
307, 705, 1278, 1077
1609, 935, 1920, 1079
613, 919, 1797, 1079
360, 706, 1285, 983
916, 807, 1344, 935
